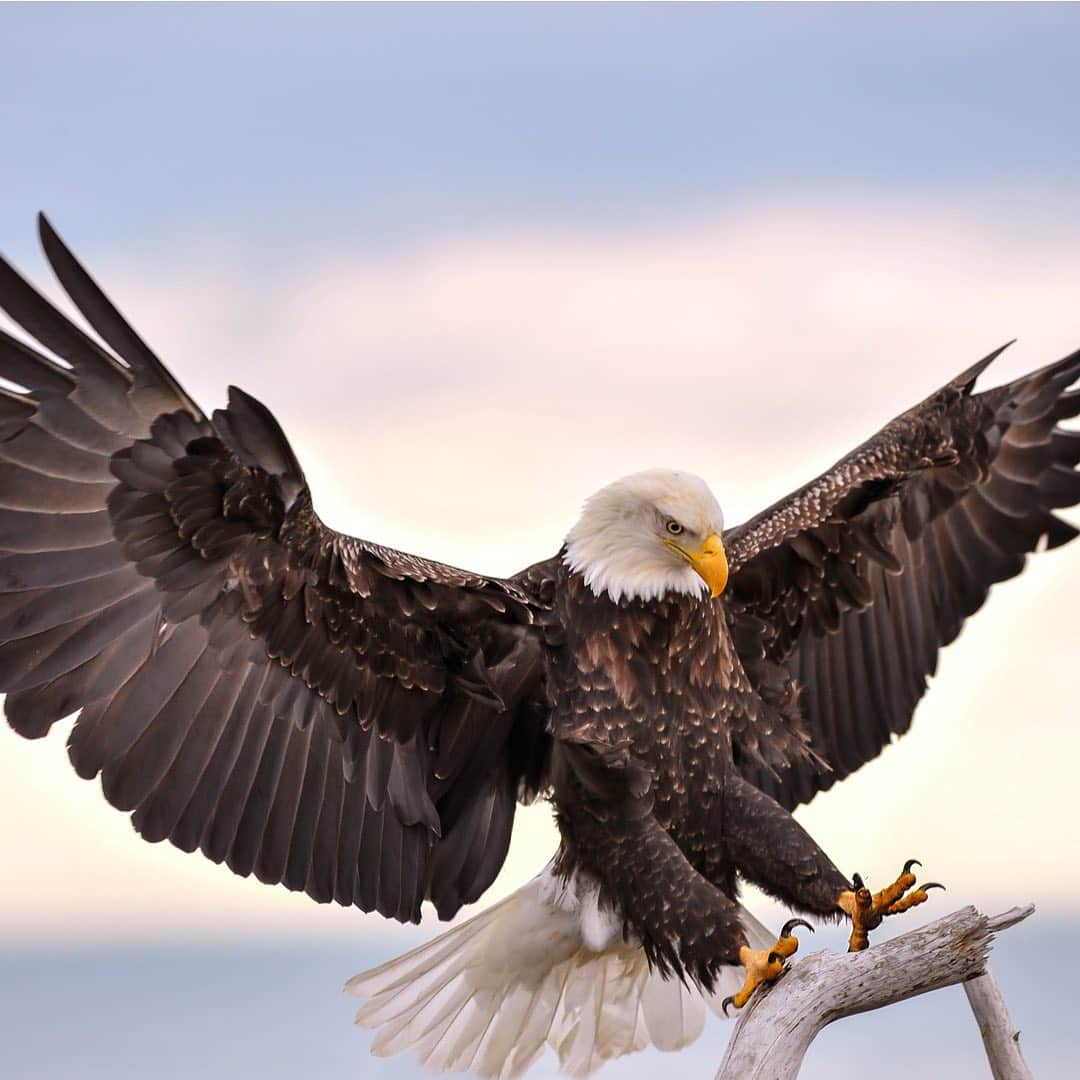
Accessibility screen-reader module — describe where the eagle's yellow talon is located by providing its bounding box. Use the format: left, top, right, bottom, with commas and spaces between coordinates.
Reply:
838, 863, 945, 952
721, 918, 812, 1014
884, 881, 944, 916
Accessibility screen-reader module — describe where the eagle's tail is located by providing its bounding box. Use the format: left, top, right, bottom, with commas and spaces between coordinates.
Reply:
346, 867, 772, 1078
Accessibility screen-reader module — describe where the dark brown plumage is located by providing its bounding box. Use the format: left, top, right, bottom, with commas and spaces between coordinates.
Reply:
3, 216, 1078, 1014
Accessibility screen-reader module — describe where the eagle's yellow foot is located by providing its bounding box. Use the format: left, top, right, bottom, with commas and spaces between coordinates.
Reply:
838, 860, 944, 952
721, 918, 812, 1014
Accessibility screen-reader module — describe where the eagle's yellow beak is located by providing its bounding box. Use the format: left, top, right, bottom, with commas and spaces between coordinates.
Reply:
690, 533, 729, 598
667, 532, 728, 598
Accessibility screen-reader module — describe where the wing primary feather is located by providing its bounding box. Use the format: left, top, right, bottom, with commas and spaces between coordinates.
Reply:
307, 734, 346, 903
177, 662, 269, 855
228, 708, 293, 879
37, 214, 203, 419
255, 710, 316, 885
284, 717, 332, 892
335, 768, 369, 906
102, 647, 222, 811
0, 327, 76, 396
197, 678, 276, 864
132, 666, 251, 845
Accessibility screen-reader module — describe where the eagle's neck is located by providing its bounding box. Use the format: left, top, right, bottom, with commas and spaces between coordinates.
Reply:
561, 538, 706, 605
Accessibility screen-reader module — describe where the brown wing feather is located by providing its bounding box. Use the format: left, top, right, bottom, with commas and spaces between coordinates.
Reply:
727, 345, 1080, 809
0, 217, 552, 922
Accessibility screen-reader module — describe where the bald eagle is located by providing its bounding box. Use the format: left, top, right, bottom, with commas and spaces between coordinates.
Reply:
3, 217, 1079, 1076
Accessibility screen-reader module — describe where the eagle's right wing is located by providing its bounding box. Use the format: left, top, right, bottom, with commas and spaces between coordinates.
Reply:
0, 217, 553, 923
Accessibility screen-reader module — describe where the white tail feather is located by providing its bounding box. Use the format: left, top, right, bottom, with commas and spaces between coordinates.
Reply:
347, 867, 776, 1077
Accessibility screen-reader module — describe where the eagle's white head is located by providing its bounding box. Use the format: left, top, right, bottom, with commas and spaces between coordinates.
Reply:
563, 469, 728, 604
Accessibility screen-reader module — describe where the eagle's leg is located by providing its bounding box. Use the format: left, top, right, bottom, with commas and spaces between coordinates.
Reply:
720, 775, 853, 916
721, 918, 812, 1014
720, 778, 945, 949
558, 799, 750, 993
838, 863, 945, 952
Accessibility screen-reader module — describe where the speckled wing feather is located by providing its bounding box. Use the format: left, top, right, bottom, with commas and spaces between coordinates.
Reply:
0, 217, 553, 922
725, 344, 1080, 809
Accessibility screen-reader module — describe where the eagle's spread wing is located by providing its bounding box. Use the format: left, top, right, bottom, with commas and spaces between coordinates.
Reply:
725, 345, 1080, 809
0, 216, 552, 922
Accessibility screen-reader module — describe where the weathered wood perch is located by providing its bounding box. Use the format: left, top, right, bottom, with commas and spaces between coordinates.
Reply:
716, 903, 1035, 1080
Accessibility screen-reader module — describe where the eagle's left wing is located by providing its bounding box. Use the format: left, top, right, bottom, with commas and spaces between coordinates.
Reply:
724, 345, 1080, 809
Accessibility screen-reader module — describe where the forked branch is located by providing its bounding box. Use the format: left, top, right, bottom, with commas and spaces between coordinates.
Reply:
716, 903, 1035, 1080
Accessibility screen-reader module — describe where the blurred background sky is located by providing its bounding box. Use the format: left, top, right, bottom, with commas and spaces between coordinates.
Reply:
2, 4, 1079, 1078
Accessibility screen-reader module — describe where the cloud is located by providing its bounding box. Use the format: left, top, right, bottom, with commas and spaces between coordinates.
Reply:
1, 196, 1078, 945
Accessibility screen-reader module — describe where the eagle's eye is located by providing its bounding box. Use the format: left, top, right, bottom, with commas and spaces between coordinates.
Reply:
665, 520, 684, 536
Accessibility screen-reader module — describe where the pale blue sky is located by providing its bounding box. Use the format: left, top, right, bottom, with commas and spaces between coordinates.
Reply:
3, 3, 1080, 261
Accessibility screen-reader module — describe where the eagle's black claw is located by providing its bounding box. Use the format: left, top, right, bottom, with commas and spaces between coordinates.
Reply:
780, 917, 814, 938
721, 995, 735, 1017
921, 882, 945, 892
903, 858, 922, 875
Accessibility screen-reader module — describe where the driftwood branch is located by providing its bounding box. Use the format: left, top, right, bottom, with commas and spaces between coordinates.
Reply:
963, 965, 1034, 1080
716, 903, 1035, 1080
